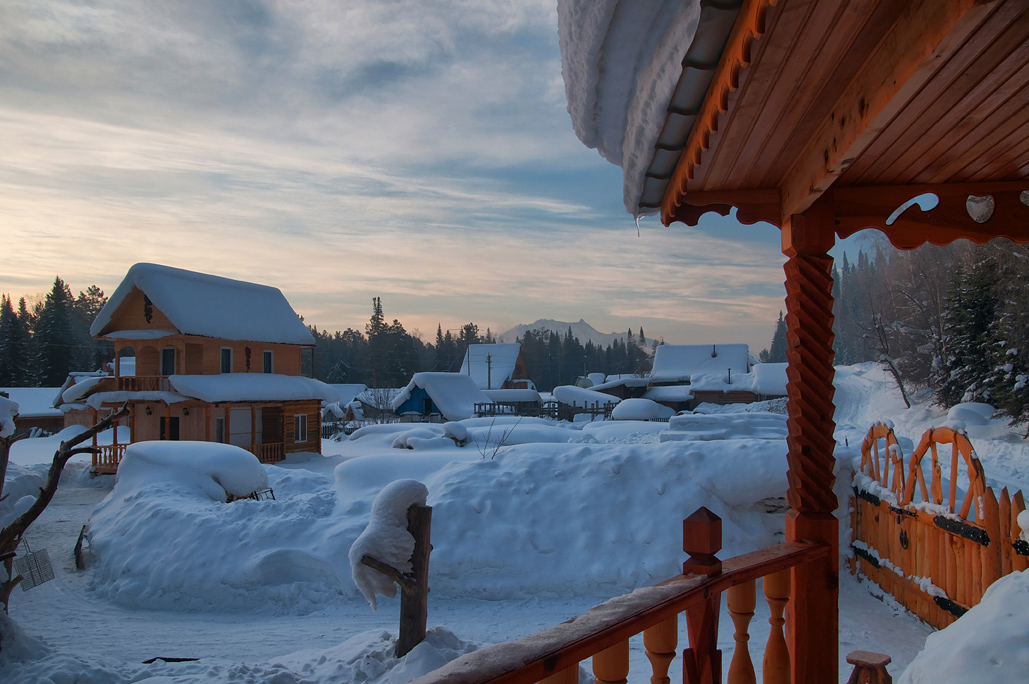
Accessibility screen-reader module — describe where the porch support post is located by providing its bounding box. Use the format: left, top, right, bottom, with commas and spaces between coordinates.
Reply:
781, 194, 838, 684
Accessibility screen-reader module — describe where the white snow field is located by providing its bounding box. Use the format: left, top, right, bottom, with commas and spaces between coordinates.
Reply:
2, 363, 1027, 682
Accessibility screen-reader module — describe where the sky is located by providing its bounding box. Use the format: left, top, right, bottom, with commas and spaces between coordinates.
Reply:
0, 0, 864, 351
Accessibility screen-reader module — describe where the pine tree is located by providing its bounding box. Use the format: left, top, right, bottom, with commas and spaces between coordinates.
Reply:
0, 296, 31, 386
935, 256, 1000, 407
35, 277, 77, 386
767, 311, 788, 363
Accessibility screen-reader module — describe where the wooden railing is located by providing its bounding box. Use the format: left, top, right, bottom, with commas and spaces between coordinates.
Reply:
115, 375, 165, 392
407, 508, 829, 684
93, 444, 127, 474
853, 423, 1029, 628
245, 442, 285, 464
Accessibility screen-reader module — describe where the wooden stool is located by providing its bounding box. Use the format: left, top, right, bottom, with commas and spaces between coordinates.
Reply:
846, 650, 892, 684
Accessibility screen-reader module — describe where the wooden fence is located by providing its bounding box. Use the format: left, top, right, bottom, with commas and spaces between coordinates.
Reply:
851, 423, 1029, 628
245, 442, 285, 464
93, 444, 127, 474
407, 507, 830, 684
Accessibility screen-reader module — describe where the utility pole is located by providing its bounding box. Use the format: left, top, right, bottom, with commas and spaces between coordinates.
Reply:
486, 354, 492, 389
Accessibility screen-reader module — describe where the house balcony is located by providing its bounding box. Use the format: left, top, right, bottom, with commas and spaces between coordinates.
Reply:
243, 442, 284, 464
94, 375, 169, 394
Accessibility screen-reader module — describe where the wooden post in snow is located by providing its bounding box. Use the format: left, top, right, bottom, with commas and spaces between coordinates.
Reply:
361, 503, 433, 658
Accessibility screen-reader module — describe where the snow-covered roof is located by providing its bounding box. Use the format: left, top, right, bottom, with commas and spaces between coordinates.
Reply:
168, 374, 340, 404
558, 0, 707, 215
552, 385, 621, 407
590, 376, 651, 392
392, 373, 490, 421
643, 385, 694, 402
753, 363, 788, 396
459, 343, 522, 390
91, 263, 316, 346
0, 388, 63, 418
650, 344, 751, 384
483, 389, 542, 404
328, 384, 367, 406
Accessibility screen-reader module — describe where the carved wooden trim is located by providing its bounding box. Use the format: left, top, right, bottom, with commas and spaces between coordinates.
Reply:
661, 0, 778, 227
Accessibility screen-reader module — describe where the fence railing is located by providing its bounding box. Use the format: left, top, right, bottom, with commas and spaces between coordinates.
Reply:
407, 507, 829, 684
244, 442, 285, 464
115, 375, 165, 392
93, 444, 127, 474
852, 423, 1029, 628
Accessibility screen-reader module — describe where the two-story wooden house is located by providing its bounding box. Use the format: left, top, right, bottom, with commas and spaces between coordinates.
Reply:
79, 263, 339, 473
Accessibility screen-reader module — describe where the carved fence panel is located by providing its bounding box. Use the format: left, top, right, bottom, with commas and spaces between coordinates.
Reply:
851, 423, 1029, 628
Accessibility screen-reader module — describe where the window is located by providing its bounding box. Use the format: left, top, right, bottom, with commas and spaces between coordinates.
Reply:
220, 347, 232, 373
161, 348, 176, 376
294, 414, 308, 443
215, 417, 225, 443
263, 350, 273, 374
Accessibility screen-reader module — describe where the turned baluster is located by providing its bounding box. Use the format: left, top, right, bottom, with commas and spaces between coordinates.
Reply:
762, 569, 791, 684
644, 615, 678, 684
539, 666, 578, 684
727, 580, 757, 684
594, 640, 630, 684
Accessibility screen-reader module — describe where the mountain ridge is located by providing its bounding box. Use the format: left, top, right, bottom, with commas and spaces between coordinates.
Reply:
498, 319, 650, 349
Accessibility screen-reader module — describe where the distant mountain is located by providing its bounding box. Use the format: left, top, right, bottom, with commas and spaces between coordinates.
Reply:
498, 319, 646, 350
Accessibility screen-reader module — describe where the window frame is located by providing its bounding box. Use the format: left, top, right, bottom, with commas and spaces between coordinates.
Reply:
220, 347, 233, 374
294, 413, 308, 443
160, 347, 176, 376
263, 350, 273, 374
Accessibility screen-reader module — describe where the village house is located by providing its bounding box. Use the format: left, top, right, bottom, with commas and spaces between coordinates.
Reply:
643, 343, 756, 410
74, 263, 339, 473
392, 372, 489, 422
458, 343, 535, 390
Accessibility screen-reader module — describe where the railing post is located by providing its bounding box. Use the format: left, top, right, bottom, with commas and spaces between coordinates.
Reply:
781, 198, 839, 684
594, 640, 630, 684
727, 580, 756, 684
682, 507, 722, 684
644, 615, 678, 684
539, 667, 578, 684
397, 503, 432, 658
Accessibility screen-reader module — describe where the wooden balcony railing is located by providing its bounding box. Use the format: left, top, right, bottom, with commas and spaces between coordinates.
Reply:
244, 442, 285, 464
93, 444, 127, 474
115, 375, 166, 392
407, 508, 830, 684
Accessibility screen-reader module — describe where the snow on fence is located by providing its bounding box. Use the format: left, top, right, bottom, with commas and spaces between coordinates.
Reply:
406, 507, 842, 684
851, 423, 1029, 629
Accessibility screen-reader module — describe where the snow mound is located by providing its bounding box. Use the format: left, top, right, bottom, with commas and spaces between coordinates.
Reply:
0, 462, 45, 528
899, 570, 1029, 684
0, 395, 18, 438
442, 422, 469, 444
660, 412, 788, 442
610, 398, 674, 421
349, 479, 428, 610
946, 402, 995, 427
115, 441, 269, 500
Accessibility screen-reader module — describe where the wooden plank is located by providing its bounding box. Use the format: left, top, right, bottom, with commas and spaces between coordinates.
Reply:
963, 109, 1029, 181
778, 0, 995, 222
982, 487, 1003, 589
846, 1, 1029, 184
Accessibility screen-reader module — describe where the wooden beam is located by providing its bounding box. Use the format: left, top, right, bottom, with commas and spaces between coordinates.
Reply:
666, 189, 782, 227
778, 0, 998, 223
832, 182, 1029, 248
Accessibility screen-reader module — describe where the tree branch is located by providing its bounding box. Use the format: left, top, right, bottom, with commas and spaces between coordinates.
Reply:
0, 405, 128, 553
361, 554, 416, 592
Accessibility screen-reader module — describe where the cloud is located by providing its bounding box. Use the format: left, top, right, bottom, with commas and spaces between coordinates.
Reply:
0, 0, 790, 350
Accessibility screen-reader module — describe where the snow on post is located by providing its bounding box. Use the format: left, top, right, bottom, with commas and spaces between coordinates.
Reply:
0, 396, 19, 439
349, 479, 429, 610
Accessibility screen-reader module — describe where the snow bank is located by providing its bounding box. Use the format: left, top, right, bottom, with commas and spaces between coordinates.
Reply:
899, 570, 1029, 684
610, 398, 674, 421
946, 402, 995, 427
0, 395, 18, 438
349, 479, 428, 610
660, 412, 788, 442
552, 385, 621, 407
0, 463, 44, 528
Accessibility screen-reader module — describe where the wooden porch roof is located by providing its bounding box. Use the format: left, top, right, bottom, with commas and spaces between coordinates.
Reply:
656, 0, 1029, 248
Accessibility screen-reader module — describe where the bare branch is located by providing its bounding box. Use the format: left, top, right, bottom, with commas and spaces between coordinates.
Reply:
360, 554, 416, 592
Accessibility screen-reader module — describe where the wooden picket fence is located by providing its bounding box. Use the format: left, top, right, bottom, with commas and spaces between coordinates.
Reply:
851, 423, 1029, 628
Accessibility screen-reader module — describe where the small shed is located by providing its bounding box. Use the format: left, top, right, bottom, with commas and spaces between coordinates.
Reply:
392, 373, 490, 422
0, 387, 64, 434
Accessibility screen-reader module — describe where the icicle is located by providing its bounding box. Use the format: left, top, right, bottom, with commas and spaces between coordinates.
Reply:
634, 214, 641, 237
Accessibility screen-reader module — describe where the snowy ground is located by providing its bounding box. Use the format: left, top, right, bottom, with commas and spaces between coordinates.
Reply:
4, 363, 1027, 683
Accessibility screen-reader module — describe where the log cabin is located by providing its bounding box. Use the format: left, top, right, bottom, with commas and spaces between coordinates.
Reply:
77, 263, 339, 473
407, 1, 1029, 683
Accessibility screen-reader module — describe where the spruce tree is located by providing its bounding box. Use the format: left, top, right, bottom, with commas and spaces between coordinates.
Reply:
35, 277, 77, 386
767, 311, 788, 363
935, 256, 1000, 407
0, 296, 31, 386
